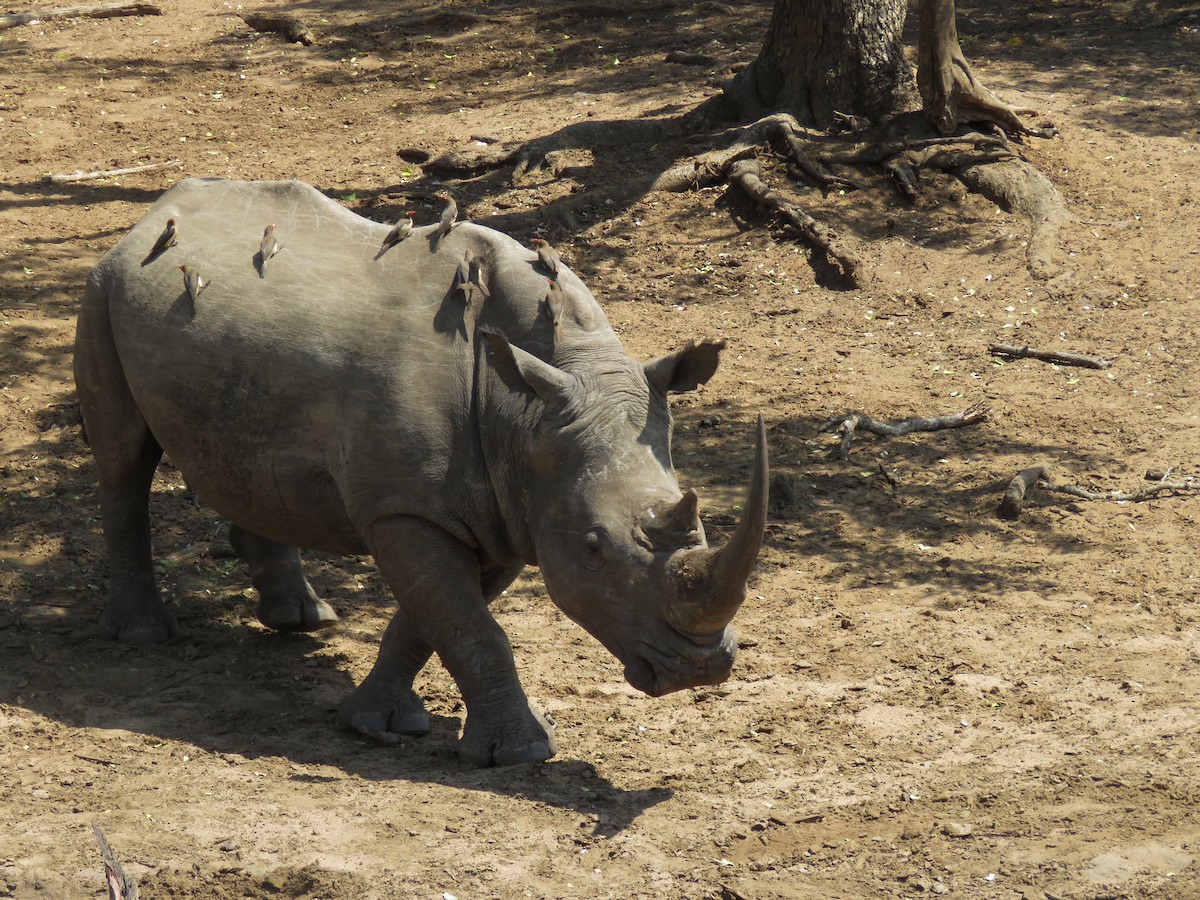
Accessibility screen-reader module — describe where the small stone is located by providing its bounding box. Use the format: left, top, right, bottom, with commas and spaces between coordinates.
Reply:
940, 821, 973, 837
31, 788, 51, 800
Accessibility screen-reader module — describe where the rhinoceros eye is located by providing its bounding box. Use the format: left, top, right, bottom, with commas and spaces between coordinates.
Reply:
584, 529, 606, 571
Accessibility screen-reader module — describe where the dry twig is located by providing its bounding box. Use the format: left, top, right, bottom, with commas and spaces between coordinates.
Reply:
819, 402, 989, 460
0, 1, 160, 29
92, 823, 138, 900
1040, 478, 1200, 503
42, 159, 181, 184
988, 343, 1112, 369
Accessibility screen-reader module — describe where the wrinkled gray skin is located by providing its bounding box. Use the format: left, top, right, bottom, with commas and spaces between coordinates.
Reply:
74, 179, 768, 766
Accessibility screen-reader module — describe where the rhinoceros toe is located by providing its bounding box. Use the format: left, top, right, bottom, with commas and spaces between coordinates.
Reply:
459, 702, 558, 767
256, 594, 339, 633
101, 602, 181, 646
339, 684, 430, 744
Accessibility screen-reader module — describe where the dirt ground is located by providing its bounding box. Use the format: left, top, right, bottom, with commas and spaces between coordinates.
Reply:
2, 0, 1199, 897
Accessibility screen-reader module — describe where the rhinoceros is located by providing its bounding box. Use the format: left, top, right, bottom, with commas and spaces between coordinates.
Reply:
74, 178, 768, 766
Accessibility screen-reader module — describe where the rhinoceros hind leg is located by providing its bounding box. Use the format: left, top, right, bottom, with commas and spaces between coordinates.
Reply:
339, 605, 433, 741
228, 525, 338, 632
76, 296, 179, 645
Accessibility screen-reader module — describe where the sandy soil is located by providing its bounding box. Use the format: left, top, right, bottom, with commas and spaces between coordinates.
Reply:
1, 0, 1199, 897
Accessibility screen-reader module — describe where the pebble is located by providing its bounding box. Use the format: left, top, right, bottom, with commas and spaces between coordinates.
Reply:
940, 822, 973, 838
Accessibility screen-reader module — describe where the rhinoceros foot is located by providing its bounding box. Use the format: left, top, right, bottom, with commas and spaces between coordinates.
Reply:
255, 593, 339, 633
101, 579, 181, 646
339, 682, 430, 744
459, 701, 557, 767
228, 525, 340, 633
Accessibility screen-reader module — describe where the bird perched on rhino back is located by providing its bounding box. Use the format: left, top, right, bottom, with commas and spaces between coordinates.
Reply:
532, 237, 561, 280
178, 264, 209, 304
140, 217, 177, 267
374, 211, 416, 260
451, 251, 491, 304
256, 223, 282, 277
543, 277, 565, 336
435, 191, 458, 246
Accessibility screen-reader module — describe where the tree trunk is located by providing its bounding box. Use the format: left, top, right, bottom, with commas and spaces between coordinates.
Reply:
725, 0, 915, 128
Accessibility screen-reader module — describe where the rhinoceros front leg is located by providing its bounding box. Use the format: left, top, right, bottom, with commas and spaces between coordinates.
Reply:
75, 304, 179, 645
228, 524, 338, 632
339, 561, 526, 744
351, 517, 554, 766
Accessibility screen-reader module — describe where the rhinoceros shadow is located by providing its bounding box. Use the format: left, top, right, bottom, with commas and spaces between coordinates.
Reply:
0, 594, 671, 833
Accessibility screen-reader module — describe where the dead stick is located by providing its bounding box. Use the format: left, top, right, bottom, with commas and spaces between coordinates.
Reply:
988, 343, 1112, 369
74, 753, 118, 766
42, 159, 181, 185
819, 402, 988, 460
1040, 479, 1200, 503
998, 465, 1046, 519
92, 823, 138, 900
0, 1, 161, 29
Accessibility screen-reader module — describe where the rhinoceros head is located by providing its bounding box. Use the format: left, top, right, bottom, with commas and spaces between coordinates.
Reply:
482, 329, 768, 697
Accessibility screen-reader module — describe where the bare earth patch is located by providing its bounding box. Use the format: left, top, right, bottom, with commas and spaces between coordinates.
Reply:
1, 0, 1198, 897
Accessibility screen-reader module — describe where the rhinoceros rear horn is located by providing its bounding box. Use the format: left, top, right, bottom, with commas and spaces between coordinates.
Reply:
667, 415, 769, 635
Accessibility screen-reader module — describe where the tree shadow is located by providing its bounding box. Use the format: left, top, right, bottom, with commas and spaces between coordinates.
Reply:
668, 397, 1132, 605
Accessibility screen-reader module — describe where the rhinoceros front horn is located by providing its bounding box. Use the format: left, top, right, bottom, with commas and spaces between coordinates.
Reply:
666, 414, 769, 636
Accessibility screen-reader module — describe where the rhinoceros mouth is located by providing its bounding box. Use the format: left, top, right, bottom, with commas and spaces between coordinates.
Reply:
623, 626, 737, 697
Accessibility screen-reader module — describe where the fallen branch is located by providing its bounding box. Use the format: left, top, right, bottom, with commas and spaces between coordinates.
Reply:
998, 465, 1046, 519
42, 159, 181, 184
819, 402, 988, 460
988, 343, 1112, 369
1040, 478, 1200, 503
0, 0, 160, 29
240, 11, 315, 45
997, 466, 1200, 518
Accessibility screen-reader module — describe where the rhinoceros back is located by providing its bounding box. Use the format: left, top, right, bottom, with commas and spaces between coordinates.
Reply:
84, 178, 599, 556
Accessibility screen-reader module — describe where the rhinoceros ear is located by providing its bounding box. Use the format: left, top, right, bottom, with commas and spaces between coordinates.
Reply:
644, 338, 726, 394
481, 326, 578, 410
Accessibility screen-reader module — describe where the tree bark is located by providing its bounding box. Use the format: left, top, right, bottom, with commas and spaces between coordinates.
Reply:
724, 0, 914, 128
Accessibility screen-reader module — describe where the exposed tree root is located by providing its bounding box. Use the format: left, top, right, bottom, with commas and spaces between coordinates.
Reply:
419, 95, 1062, 284
726, 158, 863, 286
240, 11, 315, 45
819, 402, 989, 460
917, 0, 1054, 138
954, 157, 1068, 278
998, 465, 1046, 519
425, 144, 522, 177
